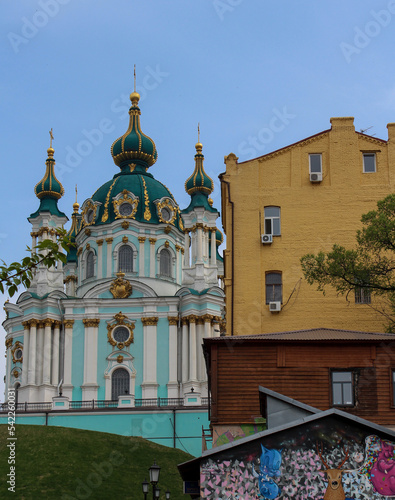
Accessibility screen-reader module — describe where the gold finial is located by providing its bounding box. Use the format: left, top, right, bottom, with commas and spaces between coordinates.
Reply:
73, 184, 79, 213
130, 64, 140, 105
47, 128, 55, 157
195, 123, 203, 152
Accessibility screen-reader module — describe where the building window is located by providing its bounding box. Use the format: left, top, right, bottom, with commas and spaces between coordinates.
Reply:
118, 245, 133, 273
266, 272, 282, 304
111, 368, 130, 400
309, 154, 322, 174
86, 251, 94, 279
160, 248, 171, 277
355, 286, 371, 304
264, 207, 281, 236
392, 370, 395, 406
332, 371, 354, 406
363, 153, 376, 173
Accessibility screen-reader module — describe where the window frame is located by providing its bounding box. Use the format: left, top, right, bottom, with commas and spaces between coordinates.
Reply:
86, 250, 95, 279
159, 248, 172, 277
309, 153, 322, 174
363, 153, 376, 173
331, 370, 354, 407
118, 244, 134, 273
265, 271, 282, 304
264, 206, 281, 236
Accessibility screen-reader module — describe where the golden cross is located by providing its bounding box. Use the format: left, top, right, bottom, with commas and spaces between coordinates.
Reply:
75, 184, 78, 203
198, 123, 200, 143
134, 64, 136, 92
49, 128, 54, 148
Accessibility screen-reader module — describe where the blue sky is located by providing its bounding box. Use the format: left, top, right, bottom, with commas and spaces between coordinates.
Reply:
1, 0, 395, 398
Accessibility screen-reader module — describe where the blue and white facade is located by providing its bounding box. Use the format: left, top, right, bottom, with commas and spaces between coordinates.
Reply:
3, 89, 225, 424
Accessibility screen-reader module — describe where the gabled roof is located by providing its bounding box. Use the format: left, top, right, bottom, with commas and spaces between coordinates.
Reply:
204, 327, 395, 343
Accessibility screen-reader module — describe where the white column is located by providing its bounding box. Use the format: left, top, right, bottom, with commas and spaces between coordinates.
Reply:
106, 238, 113, 277
189, 316, 197, 382
31, 232, 37, 256
138, 237, 146, 276
142, 317, 158, 398
27, 320, 38, 385
196, 319, 205, 381
182, 318, 189, 383
197, 226, 203, 263
22, 323, 30, 386
202, 316, 212, 382
63, 320, 74, 398
175, 246, 181, 283
210, 229, 216, 266
184, 233, 190, 267
5, 340, 11, 393
97, 240, 103, 279
149, 238, 156, 278
82, 319, 99, 399
51, 321, 60, 386
42, 319, 53, 385
167, 317, 179, 398
36, 322, 44, 385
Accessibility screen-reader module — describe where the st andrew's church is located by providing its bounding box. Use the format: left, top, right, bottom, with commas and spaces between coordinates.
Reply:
3, 87, 225, 425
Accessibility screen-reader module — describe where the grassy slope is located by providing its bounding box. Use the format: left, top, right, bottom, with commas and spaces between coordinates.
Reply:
0, 425, 194, 499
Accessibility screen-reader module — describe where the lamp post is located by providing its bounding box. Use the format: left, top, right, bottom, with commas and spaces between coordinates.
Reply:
149, 461, 161, 500
142, 478, 149, 500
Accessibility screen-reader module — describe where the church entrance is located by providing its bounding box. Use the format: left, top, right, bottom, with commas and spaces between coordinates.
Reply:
111, 368, 130, 400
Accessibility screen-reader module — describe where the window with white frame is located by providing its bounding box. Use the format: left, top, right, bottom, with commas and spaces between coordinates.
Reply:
309, 154, 322, 174
118, 245, 133, 273
264, 207, 281, 236
363, 153, 376, 173
265, 272, 282, 304
86, 251, 94, 279
160, 248, 171, 277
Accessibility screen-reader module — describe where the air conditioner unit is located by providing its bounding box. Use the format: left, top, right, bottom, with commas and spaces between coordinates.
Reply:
261, 234, 273, 244
269, 301, 281, 312
310, 172, 322, 182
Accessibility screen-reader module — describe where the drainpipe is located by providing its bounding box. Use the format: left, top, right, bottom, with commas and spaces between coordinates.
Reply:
220, 178, 234, 336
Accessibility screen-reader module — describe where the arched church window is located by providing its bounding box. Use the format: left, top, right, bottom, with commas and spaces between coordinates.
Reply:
86, 251, 94, 279
118, 245, 133, 273
160, 248, 171, 277
111, 368, 130, 400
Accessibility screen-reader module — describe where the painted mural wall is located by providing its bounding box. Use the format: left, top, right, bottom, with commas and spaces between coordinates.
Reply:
200, 416, 395, 499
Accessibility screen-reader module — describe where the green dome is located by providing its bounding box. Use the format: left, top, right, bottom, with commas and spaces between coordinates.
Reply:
111, 92, 158, 170
82, 167, 184, 231
185, 142, 214, 196
30, 148, 67, 219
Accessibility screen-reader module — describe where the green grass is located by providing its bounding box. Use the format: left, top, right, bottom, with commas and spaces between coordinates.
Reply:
0, 425, 194, 499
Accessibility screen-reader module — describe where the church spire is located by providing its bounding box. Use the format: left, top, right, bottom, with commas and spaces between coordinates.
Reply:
111, 68, 158, 172
30, 130, 66, 219
185, 126, 214, 197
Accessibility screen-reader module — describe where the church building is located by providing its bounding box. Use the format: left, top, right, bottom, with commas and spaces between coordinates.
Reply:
2, 87, 224, 454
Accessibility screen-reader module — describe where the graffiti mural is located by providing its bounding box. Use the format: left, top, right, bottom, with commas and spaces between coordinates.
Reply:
200, 417, 395, 499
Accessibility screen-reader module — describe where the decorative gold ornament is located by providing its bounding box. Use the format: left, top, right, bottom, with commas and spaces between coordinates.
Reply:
165, 241, 169, 248
63, 320, 75, 329
82, 200, 98, 227
142, 177, 151, 221
121, 221, 129, 229
175, 245, 182, 252
110, 272, 132, 299
86, 243, 91, 250
168, 316, 179, 326
138, 237, 146, 243
11, 341, 23, 363
113, 190, 139, 220
5, 338, 12, 349
85, 228, 91, 236
106, 237, 114, 244
101, 178, 117, 223
164, 226, 171, 234
122, 236, 128, 243
82, 319, 100, 327
141, 317, 158, 326
155, 198, 177, 225
64, 275, 78, 284
107, 312, 135, 348
97, 239, 104, 246
77, 247, 82, 256
149, 238, 156, 245
13, 370, 19, 378
117, 355, 124, 363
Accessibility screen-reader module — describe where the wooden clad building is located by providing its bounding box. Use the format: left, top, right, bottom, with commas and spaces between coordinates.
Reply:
203, 328, 395, 446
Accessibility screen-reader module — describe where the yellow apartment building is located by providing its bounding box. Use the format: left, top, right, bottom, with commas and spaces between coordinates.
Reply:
220, 117, 395, 335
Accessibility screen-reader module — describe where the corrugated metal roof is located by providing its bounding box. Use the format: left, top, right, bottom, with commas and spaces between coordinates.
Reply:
206, 327, 395, 342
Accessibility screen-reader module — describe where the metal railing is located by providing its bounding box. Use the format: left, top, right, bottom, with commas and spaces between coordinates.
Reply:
0, 397, 209, 412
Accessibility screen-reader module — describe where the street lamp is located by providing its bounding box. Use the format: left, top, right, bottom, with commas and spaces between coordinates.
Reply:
149, 461, 161, 500
165, 490, 171, 499
142, 478, 149, 500
154, 487, 160, 498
